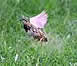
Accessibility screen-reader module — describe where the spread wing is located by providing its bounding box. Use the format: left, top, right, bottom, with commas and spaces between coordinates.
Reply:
30, 11, 48, 28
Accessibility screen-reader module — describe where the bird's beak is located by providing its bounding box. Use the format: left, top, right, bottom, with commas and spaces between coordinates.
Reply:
19, 16, 24, 21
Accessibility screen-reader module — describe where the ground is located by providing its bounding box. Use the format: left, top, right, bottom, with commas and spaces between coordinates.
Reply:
0, 0, 77, 66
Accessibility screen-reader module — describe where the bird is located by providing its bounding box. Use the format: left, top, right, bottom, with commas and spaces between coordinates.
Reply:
20, 11, 48, 42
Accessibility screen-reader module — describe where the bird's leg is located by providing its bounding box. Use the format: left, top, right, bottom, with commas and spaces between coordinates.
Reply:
40, 38, 44, 46
40, 37, 43, 41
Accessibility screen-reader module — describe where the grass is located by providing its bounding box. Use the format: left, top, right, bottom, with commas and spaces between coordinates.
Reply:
0, 0, 77, 66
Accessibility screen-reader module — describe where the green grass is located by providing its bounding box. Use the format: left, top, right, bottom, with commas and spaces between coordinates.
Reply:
0, 0, 77, 66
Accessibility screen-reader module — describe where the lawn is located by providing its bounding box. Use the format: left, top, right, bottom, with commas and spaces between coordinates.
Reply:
0, 0, 77, 66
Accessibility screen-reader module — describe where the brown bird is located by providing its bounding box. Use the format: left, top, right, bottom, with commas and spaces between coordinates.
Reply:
20, 11, 48, 42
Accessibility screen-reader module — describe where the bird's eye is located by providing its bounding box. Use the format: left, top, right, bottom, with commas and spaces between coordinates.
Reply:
25, 20, 27, 22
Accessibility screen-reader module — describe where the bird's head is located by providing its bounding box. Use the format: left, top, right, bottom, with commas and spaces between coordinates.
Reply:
19, 16, 30, 23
